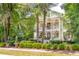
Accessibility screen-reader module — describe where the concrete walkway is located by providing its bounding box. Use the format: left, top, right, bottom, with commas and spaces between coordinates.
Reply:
0, 47, 52, 53
0, 47, 79, 55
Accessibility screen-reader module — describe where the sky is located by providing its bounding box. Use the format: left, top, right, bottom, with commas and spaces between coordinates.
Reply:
51, 3, 65, 14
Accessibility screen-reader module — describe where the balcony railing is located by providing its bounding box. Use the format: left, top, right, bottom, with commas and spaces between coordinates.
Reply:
34, 25, 60, 31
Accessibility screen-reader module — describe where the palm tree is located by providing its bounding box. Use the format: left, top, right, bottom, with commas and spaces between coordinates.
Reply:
32, 4, 41, 41
38, 3, 58, 43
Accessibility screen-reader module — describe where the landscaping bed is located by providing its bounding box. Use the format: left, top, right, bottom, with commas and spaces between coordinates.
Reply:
1, 40, 79, 51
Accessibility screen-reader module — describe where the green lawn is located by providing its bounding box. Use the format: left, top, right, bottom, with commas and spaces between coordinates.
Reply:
0, 49, 78, 56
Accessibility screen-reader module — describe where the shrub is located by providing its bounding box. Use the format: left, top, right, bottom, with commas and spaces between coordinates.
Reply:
25, 41, 35, 48
8, 39, 15, 46
42, 43, 51, 49
58, 43, 67, 50
51, 44, 58, 50
19, 41, 26, 48
25, 43, 33, 48
49, 40, 62, 44
0, 42, 5, 47
65, 44, 72, 51
72, 44, 79, 50
19, 41, 42, 49
19, 41, 34, 48
32, 43, 42, 49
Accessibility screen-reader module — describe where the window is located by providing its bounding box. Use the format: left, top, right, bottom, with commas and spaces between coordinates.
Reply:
54, 24, 59, 29
53, 31, 59, 38
53, 20, 59, 29
47, 23, 51, 29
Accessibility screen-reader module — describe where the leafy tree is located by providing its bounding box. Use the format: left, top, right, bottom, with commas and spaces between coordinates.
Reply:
0, 3, 35, 43
32, 4, 41, 40
64, 3, 79, 41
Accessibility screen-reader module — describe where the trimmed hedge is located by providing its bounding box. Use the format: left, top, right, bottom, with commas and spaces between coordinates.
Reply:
58, 43, 67, 50
72, 44, 79, 50
32, 43, 42, 49
42, 43, 51, 49
19, 41, 79, 51
19, 41, 34, 48
50, 44, 58, 50
19, 41, 51, 49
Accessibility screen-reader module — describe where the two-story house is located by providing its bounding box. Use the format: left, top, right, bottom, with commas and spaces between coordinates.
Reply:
34, 11, 65, 43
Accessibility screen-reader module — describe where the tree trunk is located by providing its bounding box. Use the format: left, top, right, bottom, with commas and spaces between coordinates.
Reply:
42, 11, 47, 43
36, 14, 39, 40
3, 4, 12, 43
7, 15, 11, 42
4, 16, 8, 42
4, 13, 10, 43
